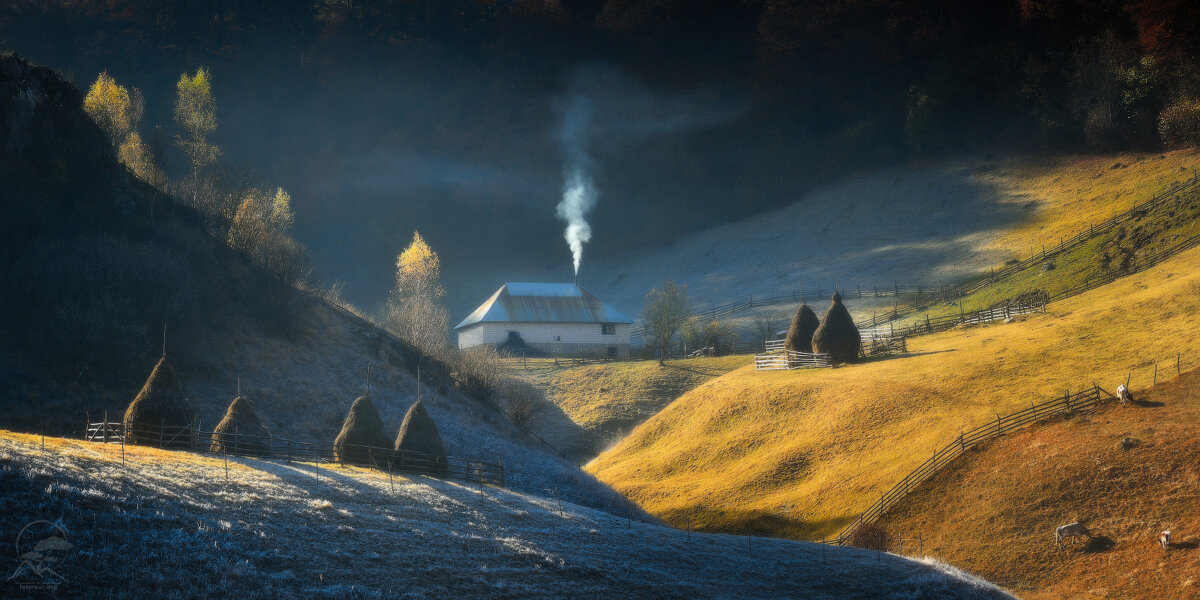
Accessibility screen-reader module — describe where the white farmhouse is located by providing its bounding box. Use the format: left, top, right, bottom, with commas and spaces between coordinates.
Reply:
454, 282, 633, 359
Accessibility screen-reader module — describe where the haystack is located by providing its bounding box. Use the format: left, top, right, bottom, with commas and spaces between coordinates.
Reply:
123, 356, 195, 447
784, 303, 820, 353
393, 400, 447, 476
811, 292, 861, 363
210, 395, 272, 455
333, 395, 390, 466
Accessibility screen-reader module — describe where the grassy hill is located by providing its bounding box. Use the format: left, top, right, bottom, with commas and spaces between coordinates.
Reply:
511, 356, 747, 460
586, 240, 1200, 540
874, 367, 1200, 599
0, 430, 1014, 599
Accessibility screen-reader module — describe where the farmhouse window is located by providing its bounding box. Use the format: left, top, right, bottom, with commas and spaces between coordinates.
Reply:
601, 324, 616, 335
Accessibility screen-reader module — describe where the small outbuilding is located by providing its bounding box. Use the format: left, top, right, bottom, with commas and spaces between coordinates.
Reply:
210, 395, 272, 455
333, 395, 391, 466
393, 400, 448, 476
123, 356, 195, 447
811, 292, 862, 363
785, 303, 820, 353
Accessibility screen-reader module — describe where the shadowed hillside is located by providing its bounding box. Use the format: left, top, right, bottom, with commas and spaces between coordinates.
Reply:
0, 53, 638, 512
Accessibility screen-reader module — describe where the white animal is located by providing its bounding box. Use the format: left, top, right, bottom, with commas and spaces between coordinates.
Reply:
1056, 522, 1092, 549
1117, 384, 1133, 406
1159, 530, 1171, 551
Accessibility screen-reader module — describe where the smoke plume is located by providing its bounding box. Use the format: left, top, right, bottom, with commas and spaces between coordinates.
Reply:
556, 94, 596, 276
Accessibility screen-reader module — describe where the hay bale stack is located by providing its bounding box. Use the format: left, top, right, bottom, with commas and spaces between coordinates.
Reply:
333, 395, 391, 466
393, 400, 448, 476
784, 303, 820, 353
123, 356, 195, 447
811, 292, 861, 363
210, 395, 272, 455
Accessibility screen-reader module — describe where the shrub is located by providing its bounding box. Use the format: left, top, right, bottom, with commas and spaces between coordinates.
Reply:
1159, 98, 1200, 148
498, 378, 546, 434
848, 522, 891, 551
453, 345, 503, 403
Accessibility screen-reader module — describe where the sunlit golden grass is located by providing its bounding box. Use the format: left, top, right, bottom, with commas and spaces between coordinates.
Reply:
980, 149, 1200, 264
876, 367, 1200, 599
512, 355, 747, 441
586, 244, 1200, 540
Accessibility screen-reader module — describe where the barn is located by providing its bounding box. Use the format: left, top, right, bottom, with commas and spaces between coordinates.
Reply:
454, 282, 633, 359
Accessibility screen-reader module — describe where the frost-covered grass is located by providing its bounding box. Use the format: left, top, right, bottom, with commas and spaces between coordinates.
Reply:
0, 431, 1012, 599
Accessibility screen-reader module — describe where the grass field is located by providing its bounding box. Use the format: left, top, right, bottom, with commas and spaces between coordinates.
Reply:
0, 431, 1013, 599
900, 176, 1200, 324
509, 356, 748, 459
875, 367, 1200, 599
980, 150, 1200, 265
586, 242, 1200, 541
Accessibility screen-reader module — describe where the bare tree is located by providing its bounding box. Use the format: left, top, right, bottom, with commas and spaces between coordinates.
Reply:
753, 314, 776, 345
641, 281, 689, 365
454, 345, 503, 403
499, 378, 545, 434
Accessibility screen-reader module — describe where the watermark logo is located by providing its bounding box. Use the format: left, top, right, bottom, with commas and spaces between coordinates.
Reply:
7, 520, 71, 590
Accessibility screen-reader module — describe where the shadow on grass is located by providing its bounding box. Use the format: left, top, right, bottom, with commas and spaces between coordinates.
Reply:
1130, 399, 1166, 408
1084, 535, 1117, 553
661, 505, 852, 542
660, 362, 729, 377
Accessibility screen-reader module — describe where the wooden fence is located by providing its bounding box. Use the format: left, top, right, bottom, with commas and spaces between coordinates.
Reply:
83, 416, 504, 486
823, 385, 1115, 546
754, 350, 833, 371
631, 282, 956, 340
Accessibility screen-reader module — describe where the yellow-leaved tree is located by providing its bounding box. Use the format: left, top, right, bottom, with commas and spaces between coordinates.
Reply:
384, 232, 448, 360
174, 67, 221, 205
84, 71, 134, 146
85, 72, 163, 188
227, 187, 307, 283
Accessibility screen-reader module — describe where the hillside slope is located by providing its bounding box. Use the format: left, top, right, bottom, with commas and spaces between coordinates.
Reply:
547, 152, 1200, 320
512, 355, 747, 460
0, 53, 631, 512
875, 368, 1200, 599
0, 431, 1014, 599
587, 241, 1200, 539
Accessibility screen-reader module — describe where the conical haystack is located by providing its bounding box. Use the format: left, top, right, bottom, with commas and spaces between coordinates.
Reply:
784, 303, 820, 353
811, 292, 861, 363
333, 395, 390, 466
393, 400, 447, 476
123, 356, 195, 447
210, 395, 272, 455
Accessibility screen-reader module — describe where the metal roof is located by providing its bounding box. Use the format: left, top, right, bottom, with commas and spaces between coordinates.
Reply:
454, 282, 633, 329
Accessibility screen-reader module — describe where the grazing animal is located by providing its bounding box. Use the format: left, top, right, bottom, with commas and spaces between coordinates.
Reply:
1159, 530, 1171, 551
1117, 384, 1133, 406
1056, 522, 1092, 549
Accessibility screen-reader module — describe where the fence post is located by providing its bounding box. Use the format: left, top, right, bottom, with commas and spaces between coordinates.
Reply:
86, 410, 90, 441
959, 432, 965, 452
159, 418, 165, 448
1154, 362, 1158, 384
286, 439, 292, 463
1178, 353, 1182, 376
